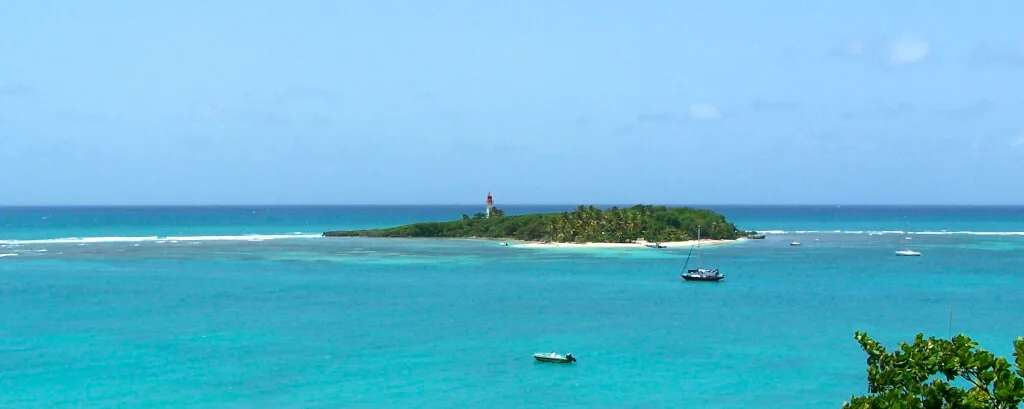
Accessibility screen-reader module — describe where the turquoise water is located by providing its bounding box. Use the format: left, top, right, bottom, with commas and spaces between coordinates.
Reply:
2, 206, 1024, 408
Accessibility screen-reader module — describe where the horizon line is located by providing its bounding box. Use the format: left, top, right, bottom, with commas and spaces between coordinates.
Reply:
1, 204, 1023, 208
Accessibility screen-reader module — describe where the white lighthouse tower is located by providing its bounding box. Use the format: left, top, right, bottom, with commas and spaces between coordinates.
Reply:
486, 192, 494, 218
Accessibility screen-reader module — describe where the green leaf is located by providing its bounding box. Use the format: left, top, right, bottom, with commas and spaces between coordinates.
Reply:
848, 331, 1024, 409
1014, 337, 1024, 378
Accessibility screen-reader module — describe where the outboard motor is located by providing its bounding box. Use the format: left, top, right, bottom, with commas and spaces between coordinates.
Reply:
567, 353, 576, 362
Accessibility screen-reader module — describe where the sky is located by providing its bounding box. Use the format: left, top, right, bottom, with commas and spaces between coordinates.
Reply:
1, 1, 1023, 205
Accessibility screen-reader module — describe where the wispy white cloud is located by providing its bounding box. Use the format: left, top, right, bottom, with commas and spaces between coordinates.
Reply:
840, 101, 916, 121
930, 99, 995, 121
829, 38, 871, 60
196, 103, 216, 119
251, 87, 340, 105
0, 84, 35, 98
970, 134, 986, 151
1010, 135, 1024, 149
636, 112, 675, 124
689, 103, 721, 120
841, 99, 1001, 123
788, 135, 819, 151
888, 35, 930, 65
845, 40, 865, 56
972, 39, 1024, 67
834, 35, 932, 67
748, 100, 801, 113
967, 128, 1019, 152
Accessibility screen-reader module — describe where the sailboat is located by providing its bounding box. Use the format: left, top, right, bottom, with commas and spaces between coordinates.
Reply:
681, 226, 724, 282
895, 217, 921, 256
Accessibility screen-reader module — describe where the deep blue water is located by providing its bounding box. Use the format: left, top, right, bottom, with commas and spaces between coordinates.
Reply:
2, 206, 1023, 408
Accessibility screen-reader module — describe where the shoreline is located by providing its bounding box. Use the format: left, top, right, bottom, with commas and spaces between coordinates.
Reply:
322, 235, 744, 249
513, 238, 742, 249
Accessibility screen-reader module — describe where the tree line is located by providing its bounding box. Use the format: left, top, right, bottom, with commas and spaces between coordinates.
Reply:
324, 204, 747, 242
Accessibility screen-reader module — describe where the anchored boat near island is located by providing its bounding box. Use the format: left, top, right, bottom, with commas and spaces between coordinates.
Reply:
681, 226, 724, 282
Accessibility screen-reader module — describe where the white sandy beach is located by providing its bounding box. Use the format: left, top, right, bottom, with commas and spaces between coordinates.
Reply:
515, 238, 743, 249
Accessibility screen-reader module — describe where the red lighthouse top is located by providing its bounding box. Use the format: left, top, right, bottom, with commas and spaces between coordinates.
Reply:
486, 192, 493, 205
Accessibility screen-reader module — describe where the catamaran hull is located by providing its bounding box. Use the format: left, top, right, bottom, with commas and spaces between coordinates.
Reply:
681, 274, 724, 282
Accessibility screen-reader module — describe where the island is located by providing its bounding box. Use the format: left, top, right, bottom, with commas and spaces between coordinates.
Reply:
323, 205, 753, 248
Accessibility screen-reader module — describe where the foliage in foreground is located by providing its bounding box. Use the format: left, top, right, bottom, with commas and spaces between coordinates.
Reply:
845, 331, 1024, 409
323, 204, 747, 243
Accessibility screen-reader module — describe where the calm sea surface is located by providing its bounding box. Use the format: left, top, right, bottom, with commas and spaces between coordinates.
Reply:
2, 205, 1023, 408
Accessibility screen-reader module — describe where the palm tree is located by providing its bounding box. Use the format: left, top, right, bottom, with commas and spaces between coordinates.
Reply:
549, 219, 561, 242
610, 210, 625, 242
627, 212, 644, 242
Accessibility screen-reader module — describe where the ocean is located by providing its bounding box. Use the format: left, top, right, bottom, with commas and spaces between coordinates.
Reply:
2, 205, 1023, 408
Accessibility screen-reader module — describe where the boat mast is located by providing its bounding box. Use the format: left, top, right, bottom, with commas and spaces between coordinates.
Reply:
903, 217, 910, 250
696, 225, 701, 270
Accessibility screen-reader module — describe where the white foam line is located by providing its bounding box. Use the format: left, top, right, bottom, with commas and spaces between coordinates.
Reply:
0, 253, 17, 258
0, 236, 158, 245
754, 230, 1024, 236
0, 234, 323, 245
163, 234, 321, 241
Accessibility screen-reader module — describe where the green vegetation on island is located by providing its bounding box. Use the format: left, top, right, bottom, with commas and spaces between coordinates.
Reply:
845, 331, 1024, 408
323, 205, 748, 243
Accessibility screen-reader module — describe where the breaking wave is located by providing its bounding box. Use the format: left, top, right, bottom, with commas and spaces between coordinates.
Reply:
754, 230, 1024, 236
0, 233, 322, 245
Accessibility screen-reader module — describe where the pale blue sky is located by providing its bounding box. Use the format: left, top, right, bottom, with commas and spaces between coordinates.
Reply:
2, 1, 1023, 205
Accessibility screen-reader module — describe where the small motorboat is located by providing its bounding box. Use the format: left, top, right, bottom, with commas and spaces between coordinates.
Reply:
790, 241, 801, 246
499, 242, 508, 246
895, 249, 921, 256
681, 268, 724, 282
645, 242, 666, 248
533, 352, 576, 364
746, 234, 766, 239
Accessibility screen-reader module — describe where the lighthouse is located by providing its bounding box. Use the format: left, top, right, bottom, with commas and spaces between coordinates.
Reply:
486, 192, 494, 218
